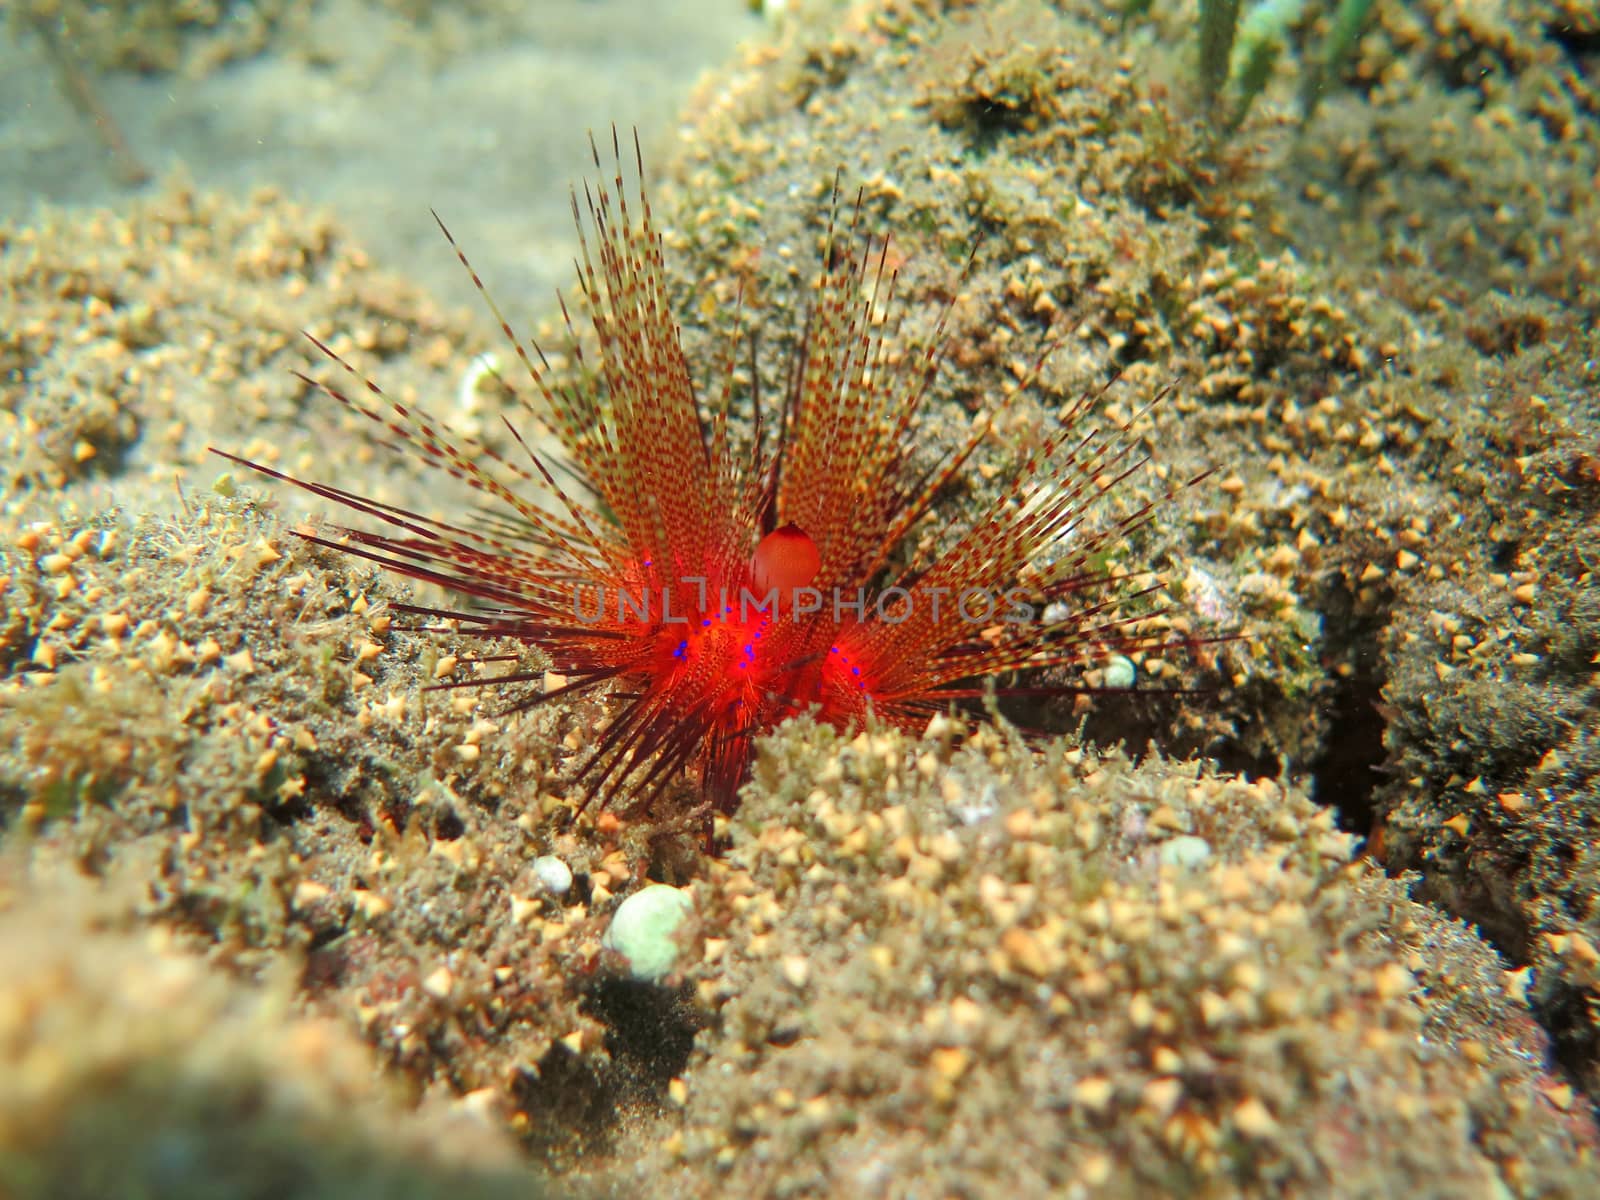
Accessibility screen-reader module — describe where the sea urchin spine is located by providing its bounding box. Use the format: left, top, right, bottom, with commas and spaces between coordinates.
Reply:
215, 130, 1206, 817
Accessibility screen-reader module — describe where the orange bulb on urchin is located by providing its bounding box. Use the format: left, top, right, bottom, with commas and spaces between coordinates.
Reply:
217, 129, 1207, 822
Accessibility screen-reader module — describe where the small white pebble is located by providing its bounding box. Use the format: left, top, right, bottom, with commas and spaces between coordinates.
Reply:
533, 854, 574, 896
1103, 654, 1137, 690
1159, 835, 1212, 869
604, 885, 696, 983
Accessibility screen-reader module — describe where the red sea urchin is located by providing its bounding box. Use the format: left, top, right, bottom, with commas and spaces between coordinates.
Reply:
214, 130, 1208, 820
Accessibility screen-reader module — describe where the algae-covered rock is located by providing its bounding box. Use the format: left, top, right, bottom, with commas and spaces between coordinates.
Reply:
656, 0, 1592, 795
1, 183, 471, 507
0, 865, 553, 1200
14, 0, 300, 77
661, 0, 1600, 1128
3, 0, 1600, 1193
1373, 412, 1600, 1104
640, 719, 1597, 1196
0, 496, 703, 1166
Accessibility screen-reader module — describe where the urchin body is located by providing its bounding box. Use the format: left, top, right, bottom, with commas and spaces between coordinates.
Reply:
218, 130, 1202, 816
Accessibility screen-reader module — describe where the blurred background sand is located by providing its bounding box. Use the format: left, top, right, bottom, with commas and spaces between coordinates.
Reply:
1, 0, 761, 311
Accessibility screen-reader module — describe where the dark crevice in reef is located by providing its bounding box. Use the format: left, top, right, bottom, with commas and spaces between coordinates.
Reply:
1548, 22, 1600, 69
953, 99, 1036, 158
1326, 565, 1600, 1113
508, 980, 699, 1166
1406, 852, 1600, 1114
1002, 686, 1276, 779
1306, 655, 1389, 840
1076, 689, 1282, 782
1535, 974, 1600, 1115
510, 1040, 616, 1166
1304, 575, 1392, 842
586, 977, 700, 1093
1399, 845, 1536, 967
